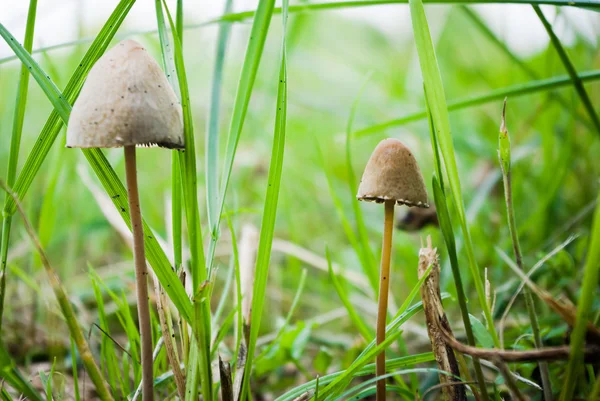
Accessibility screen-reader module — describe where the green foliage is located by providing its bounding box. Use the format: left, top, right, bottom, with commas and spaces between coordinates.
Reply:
0, 0, 599, 399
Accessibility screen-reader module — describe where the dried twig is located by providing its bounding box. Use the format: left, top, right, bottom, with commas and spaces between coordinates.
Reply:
438, 319, 600, 363
419, 237, 466, 401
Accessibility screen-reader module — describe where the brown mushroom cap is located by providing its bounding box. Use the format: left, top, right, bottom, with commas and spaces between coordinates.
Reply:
357, 138, 429, 208
66, 40, 184, 149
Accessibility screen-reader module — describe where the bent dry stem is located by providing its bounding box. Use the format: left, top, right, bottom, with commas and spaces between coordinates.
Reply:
376, 200, 395, 401
124, 145, 154, 401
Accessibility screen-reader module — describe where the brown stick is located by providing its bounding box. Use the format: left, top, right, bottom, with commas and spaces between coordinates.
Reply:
419, 237, 466, 401
124, 146, 154, 401
219, 355, 234, 401
437, 319, 600, 363
376, 201, 395, 401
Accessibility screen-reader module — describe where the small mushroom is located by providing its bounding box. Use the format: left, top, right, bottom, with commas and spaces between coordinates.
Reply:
357, 138, 428, 401
67, 39, 184, 401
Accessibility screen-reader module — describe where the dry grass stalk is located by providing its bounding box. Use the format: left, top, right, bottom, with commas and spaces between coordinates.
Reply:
419, 236, 466, 401
152, 275, 186, 400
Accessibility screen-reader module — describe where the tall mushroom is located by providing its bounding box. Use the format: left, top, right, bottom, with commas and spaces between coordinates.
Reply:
66, 39, 184, 401
357, 138, 428, 401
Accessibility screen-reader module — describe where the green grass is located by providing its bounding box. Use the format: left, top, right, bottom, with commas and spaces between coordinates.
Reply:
0, 0, 599, 400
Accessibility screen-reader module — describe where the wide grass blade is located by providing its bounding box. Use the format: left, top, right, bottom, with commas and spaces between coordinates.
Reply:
407, 0, 499, 346
425, 86, 488, 400
241, 3, 288, 397
1, 0, 133, 213
207, 0, 277, 273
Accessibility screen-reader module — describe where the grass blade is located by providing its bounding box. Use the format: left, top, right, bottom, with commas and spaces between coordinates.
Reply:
0, 343, 45, 401
326, 247, 373, 341
0, 0, 38, 332
206, 0, 234, 231
354, 69, 600, 137
1, 0, 134, 215
498, 101, 551, 400
157, 2, 213, 399
559, 190, 600, 399
532, 5, 600, 136
241, 4, 288, 397
460, 5, 593, 130
275, 353, 435, 401
345, 74, 379, 294
317, 265, 434, 399
424, 85, 488, 400
407, 0, 499, 346
207, 0, 277, 273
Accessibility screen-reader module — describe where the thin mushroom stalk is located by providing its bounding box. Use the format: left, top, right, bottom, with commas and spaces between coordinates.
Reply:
125, 145, 154, 401
357, 138, 429, 401
66, 40, 185, 401
375, 200, 395, 399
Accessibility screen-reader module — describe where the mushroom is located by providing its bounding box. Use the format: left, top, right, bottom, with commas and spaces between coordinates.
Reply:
66, 39, 184, 401
357, 138, 428, 401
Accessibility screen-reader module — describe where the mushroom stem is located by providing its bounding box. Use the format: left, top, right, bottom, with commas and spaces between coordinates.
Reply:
376, 200, 395, 401
124, 145, 154, 401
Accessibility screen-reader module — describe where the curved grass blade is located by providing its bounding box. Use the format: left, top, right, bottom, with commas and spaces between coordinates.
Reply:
2, 0, 135, 216
1, 0, 600, 67
354, 69, 600, 137
277, 354, 435, 401
316, 265, 435, 399
532, 5, 600, 137
460, 5, 593, 131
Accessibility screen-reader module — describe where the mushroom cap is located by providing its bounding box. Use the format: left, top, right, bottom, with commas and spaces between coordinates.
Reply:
66, 40, 184, 149
357, 138, 429, 208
